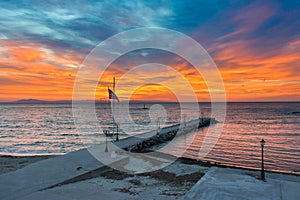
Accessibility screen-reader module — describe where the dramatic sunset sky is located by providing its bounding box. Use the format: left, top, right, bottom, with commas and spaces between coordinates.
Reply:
0, 0, 299, 102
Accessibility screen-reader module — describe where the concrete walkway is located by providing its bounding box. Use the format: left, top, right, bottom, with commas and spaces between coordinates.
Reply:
183, 167, 300, 200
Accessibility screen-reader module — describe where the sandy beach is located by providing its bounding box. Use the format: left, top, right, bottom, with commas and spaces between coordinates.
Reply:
0, 155, 54, 175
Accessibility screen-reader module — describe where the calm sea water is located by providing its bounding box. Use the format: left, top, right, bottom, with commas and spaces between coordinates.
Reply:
0, 102, 299, 174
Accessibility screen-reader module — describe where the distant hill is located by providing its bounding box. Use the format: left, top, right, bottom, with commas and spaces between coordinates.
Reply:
2, 99, 71, 104
14, 99, 49, 104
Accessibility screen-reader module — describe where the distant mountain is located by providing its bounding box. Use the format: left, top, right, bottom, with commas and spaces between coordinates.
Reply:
14, 99, 48, 104
2, 99, 71, 104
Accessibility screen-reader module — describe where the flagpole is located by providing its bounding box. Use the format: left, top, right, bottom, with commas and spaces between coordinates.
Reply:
113, 77, 119, 141
112, 77, 115, 140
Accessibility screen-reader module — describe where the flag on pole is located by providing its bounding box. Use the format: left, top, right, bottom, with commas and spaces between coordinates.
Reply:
108, 88, 119, 102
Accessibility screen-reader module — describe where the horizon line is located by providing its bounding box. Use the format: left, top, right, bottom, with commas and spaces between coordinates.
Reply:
1, 99, 300, 104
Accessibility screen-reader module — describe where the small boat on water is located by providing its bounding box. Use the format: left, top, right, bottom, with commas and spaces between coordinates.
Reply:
143, 104, 149, 110
286, 111, 300, 115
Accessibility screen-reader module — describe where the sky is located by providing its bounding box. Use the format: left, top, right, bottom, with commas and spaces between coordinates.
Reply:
0, 0, 300, 102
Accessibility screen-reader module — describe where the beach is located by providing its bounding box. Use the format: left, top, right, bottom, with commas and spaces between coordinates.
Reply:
0, 155, 54, 174
0, 152, 299, 200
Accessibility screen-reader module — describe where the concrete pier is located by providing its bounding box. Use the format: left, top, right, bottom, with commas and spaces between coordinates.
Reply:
123, 117, 215, 152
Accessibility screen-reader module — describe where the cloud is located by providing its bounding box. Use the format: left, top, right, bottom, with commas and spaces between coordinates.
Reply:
0, 0, 299, 101
157, 1, 297, 101
0, 40, 80, 101
0, 0, 173, 52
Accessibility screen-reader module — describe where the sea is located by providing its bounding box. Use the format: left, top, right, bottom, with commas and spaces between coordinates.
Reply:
0, 102, 299, 175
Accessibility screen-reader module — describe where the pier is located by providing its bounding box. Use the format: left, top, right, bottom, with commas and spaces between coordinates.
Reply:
117, 117, 216, 152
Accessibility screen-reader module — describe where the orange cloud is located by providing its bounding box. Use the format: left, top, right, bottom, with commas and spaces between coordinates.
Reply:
0, 41, 80, 101
1, 32, 300, 102
210, 37, 300, 101
130, 84, 179, 102
9, 48, 43, 62
94, 61, 211, 102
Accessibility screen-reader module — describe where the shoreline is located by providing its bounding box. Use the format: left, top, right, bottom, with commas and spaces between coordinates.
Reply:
1, 153, 299, 177
0, 155, 55, 175
1, 151, 299, 199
